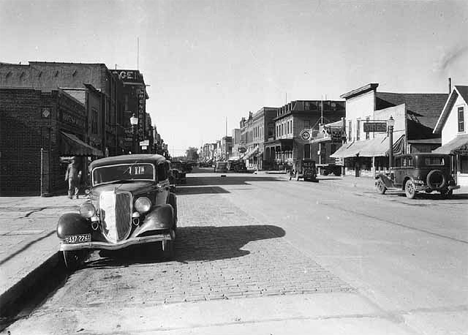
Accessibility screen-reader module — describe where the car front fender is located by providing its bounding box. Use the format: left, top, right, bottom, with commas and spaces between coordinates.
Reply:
57, 213, 91, 239
376, 174, 395, 188
133, 204, 175, 237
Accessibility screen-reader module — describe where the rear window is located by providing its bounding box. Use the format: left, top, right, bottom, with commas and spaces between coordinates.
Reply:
425, 157, 445, 166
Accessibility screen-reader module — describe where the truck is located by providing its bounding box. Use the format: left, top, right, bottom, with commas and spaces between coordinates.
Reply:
294, 159, 318, 182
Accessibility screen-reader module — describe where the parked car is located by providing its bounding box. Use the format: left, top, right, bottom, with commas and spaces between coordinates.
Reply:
169, 160, 187, 184
57, 154, 178, 270
375, 153, 459, 199
294, 159, 318, 182
214, 161, 228, 173
227, 159, 247, 172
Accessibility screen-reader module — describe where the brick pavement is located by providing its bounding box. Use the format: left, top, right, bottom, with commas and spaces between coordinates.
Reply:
54, 186, 355, 309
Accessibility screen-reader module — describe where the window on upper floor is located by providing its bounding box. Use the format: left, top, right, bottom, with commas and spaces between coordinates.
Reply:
365, 117, 370, 139
356, 120, 361, 141
348, 120, 352, 142
91, 109, 98, 135
458, 107, 465, 132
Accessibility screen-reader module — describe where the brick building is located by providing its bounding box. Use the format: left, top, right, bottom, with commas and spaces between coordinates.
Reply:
0, 88, 101, 196
0, 61, 154, 195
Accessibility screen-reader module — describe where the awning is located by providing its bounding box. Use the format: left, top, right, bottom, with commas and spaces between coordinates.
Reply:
243, 147, 259, 160
256, 147, 264, 157
330, 135, 405, 158
433, 134, 468, 154
60, 131, 103, 157
330, 141, 368, 158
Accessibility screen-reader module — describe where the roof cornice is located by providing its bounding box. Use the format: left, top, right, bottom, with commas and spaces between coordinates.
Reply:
340, 83, 379, 99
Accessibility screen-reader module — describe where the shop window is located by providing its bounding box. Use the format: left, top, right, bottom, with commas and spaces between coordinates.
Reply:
304, 144, 311, 159
459, 156, 468, 173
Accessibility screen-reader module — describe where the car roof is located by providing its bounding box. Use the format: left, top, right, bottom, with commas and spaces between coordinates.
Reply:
90, 154, 166, 169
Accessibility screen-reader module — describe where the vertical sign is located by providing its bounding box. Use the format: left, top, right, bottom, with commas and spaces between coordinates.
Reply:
137, 89, 145, 140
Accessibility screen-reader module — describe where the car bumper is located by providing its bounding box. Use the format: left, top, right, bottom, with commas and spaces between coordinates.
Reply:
60, 233, 172, 251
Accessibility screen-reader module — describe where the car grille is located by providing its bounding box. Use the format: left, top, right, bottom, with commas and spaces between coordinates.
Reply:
99, 191, 132, 243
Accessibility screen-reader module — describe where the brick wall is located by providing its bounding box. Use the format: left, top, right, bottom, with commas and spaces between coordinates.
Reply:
0, 88, 85, 196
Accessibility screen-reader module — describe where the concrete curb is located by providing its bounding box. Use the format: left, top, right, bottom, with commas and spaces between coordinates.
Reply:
0, 252, 62, 319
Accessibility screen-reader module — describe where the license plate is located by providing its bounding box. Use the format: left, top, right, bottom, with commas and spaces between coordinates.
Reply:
63, 233, 91, 244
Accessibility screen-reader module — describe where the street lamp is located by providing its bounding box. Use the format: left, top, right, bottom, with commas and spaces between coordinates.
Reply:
387, 116, 395, 168
130, 113, 138, 154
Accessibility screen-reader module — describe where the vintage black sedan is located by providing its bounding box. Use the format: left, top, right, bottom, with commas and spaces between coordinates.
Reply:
57, 154, 178, 270
375, 153, 459, 199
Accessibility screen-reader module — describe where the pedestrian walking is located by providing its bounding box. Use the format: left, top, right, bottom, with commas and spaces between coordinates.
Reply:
65, 157, 82, 199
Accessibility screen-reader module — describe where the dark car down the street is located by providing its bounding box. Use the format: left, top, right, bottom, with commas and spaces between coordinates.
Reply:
375, 153, 460, 199
56, 154, 178, 270
169, 160, 187, 184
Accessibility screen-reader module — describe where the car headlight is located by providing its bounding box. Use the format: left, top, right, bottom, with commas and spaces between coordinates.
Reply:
135, 197, 152, 214
80, 202, 96, 218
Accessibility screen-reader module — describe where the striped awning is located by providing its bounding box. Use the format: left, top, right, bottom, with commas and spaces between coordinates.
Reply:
433, 134, 468, 154
60, 132, 103, 157
330, 135, 405, 158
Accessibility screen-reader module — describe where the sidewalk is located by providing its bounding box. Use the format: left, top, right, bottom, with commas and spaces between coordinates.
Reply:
0, 195, 86, 320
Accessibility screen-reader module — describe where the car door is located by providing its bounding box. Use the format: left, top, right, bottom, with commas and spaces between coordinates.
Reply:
155, 162, 170, 206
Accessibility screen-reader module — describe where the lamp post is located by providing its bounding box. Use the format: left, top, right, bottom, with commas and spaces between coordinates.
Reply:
387, 116, 395, 169
130, 113, 138, 154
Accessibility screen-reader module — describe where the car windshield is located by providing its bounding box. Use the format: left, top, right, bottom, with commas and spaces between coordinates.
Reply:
172, 162, 183, 169
92, 163, 155, 186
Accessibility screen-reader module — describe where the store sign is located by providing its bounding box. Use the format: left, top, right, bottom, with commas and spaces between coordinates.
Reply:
364, 122, 387, 133
112, 70, 142, 83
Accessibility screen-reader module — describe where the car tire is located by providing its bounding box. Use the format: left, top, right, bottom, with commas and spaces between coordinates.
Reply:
405, 180, 417, 199
376, 179, 387, 194
63, 250, 86, 271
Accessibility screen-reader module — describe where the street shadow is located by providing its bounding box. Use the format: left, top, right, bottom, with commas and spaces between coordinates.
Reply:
187, 175, 287, 186
85, 225, 285, 267
175, 186, 230, 195
383, 190, 468, 201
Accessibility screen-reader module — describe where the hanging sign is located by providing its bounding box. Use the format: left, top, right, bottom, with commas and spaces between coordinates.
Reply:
300, 129, 311, 141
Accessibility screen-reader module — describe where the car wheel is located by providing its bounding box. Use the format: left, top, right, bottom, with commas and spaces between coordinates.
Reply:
376, 179, 387, 195
405, 180, 417, 199
63, 250, 86, 271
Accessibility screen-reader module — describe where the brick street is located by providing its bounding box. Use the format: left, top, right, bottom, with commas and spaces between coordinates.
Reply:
48, 181, 352, 309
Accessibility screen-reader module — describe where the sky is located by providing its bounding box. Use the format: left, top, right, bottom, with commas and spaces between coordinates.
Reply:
1, 0, 467, 156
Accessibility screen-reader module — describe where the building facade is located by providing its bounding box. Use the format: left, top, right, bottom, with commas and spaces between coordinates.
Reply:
0, 88, 101, 195
433, 85, 468, 186
264, 100, 346, 170
331, 83, 448, 177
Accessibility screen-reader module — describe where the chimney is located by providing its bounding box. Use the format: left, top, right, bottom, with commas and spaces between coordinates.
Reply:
449, 78, 452, 93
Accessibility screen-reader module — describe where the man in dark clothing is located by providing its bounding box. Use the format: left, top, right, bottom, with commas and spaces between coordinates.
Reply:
65, 157, 82, 199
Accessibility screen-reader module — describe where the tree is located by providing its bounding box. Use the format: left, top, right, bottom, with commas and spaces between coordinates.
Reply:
185, 147, 199, 161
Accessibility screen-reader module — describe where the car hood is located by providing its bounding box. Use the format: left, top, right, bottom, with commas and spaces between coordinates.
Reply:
90, 181, 155, 197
